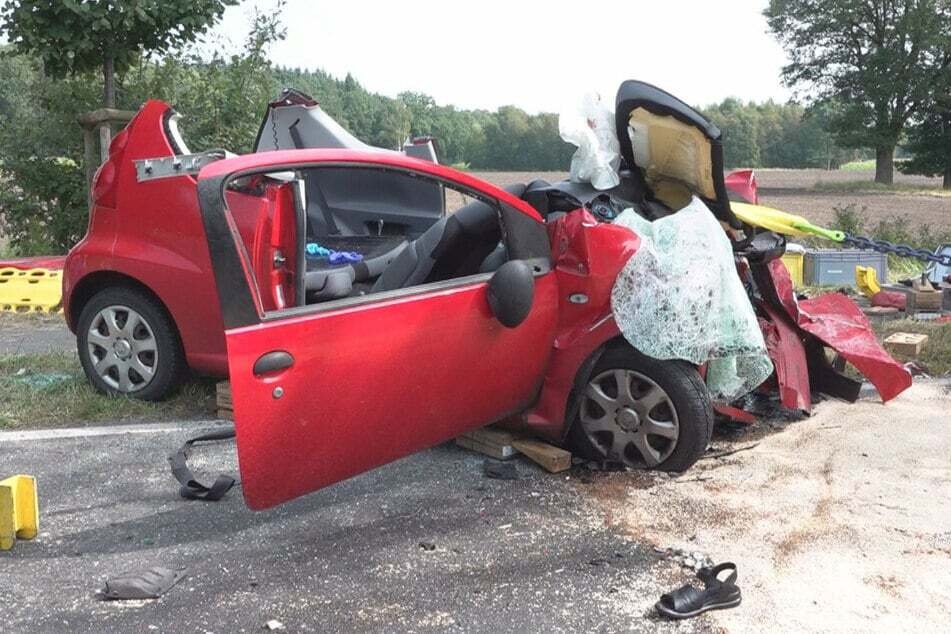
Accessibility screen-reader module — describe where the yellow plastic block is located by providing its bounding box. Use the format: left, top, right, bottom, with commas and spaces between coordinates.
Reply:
0, 267, 63, 313
855, 265, 881, 298
0, 475, 39, 550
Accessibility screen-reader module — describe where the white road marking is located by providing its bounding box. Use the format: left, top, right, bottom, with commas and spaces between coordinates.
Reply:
0, 420, 230, 442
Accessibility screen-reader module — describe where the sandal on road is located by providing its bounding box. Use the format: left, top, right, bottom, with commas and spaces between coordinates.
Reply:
655, 562, 742, 620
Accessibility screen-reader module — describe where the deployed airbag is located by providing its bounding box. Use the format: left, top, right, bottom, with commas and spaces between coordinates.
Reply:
611, 197, 773, 400
628, 108, 716, 211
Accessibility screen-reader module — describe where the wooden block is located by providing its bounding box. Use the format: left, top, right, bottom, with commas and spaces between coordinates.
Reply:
455, 434, 516, 460
910, 290, 942, 312
884, 332, 929, 357
216, 381, 232, 409
456, 426, 572, 472
510, 438, 572, 473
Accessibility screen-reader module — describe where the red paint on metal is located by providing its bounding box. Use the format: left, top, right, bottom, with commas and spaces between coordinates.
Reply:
764, 260, 912, 403
757, 305, 812, 412
524, 210, 641, 440
725, 169, 758, 204
871, 290, 907, 311
713, 403, 758, 424
65, 100, 548, 376
226, 274, 560, 510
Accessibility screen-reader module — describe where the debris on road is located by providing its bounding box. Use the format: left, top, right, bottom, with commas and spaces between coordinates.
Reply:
100, 567, 186, 600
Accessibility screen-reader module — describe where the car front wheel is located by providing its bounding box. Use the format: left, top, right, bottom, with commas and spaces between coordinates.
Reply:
567, 346, 714, 472
76, 287, 184, 401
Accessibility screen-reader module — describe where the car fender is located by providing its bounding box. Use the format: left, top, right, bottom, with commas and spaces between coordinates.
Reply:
523, 209, 641, 441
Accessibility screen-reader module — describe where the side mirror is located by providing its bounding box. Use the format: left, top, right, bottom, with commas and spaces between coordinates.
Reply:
487, 260, 535, 328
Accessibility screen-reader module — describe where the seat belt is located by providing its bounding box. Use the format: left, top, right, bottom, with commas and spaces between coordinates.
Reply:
168, 426, 237, 501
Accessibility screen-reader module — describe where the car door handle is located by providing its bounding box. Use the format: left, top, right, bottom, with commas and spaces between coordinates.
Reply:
253, 351, 294, 376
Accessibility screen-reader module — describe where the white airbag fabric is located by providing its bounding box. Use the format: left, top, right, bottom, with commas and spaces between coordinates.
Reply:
610, 197, 773, 400
559, 93, 621, 190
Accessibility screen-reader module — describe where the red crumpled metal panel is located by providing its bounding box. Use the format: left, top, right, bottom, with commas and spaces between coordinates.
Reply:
871, 290, 907, 311
757, 306, 812, 411
766, 260, 912, 403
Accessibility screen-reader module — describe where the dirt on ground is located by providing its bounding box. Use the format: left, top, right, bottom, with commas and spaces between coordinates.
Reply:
578, 380, 951, 633
473, 169, 950, 229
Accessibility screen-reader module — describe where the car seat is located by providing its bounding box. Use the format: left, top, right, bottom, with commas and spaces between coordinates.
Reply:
372, 183, 528, 292
305, 239, 408, 302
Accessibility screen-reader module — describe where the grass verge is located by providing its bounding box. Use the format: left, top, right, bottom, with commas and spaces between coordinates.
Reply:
0, 352, 216, 429
839, 159, 877, 171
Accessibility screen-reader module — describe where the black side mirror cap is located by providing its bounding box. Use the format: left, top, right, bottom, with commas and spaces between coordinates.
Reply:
487, 260, 535, 328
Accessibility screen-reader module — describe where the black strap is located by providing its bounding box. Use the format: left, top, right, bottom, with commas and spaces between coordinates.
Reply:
168, 427, 237, 501
698, 562, 738, 589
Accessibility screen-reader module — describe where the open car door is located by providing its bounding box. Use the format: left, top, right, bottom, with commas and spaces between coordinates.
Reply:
196, 151, 559, 509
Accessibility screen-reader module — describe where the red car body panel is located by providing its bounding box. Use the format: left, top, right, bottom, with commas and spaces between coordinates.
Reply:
522, 209, 641, 440
63, 101, 299, 375
193, 147, 570, 509
226, 275, 559, 510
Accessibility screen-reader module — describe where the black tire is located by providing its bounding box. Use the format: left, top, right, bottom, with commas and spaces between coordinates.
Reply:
566, 345, 713, 472
76, 286, 185, 401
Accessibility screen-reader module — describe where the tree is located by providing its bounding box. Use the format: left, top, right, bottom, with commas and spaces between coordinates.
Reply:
899, 101, 951, 188
0, 0, 236, 108
765, 0, 951, 183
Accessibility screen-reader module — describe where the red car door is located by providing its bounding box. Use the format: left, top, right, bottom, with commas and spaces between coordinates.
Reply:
197, 151, 559, 509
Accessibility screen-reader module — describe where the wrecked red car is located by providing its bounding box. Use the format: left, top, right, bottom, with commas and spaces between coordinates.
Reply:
63, 81, 910, 509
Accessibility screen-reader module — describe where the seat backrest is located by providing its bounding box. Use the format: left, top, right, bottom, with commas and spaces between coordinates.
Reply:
372, 183, 527, 293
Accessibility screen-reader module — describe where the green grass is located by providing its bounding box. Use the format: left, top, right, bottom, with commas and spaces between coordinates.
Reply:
839, 159, 877, 171
812, 180, 951, 196
0, 353, 216, 429
873, 319, 951, 376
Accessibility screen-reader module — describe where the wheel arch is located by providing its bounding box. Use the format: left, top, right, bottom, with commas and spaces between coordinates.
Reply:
67, 270, 179, 343
563, 335, 636, 438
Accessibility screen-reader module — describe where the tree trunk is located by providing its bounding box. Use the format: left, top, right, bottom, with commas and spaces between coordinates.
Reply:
944, 165, 950, 190
874, 145, 894, 185
102, 56, 115, 109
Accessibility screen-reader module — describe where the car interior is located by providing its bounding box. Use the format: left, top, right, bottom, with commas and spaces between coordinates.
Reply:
203, 80, 779, 314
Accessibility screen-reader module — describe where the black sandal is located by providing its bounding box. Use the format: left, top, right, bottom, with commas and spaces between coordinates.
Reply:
655, 562, 742, 620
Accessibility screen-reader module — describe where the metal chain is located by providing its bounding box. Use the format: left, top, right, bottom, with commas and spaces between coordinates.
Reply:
842, 233, 951, 267
271, 114, 279, 149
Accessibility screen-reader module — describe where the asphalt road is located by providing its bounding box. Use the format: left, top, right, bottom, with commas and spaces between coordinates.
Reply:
0, 423, 706, 634
0, 313, 75, 356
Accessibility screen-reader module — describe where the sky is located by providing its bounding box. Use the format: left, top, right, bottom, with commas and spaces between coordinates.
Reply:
215, 0, 793, 113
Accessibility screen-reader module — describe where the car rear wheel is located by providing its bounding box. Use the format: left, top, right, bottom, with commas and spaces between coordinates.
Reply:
566, 346, 713, 472
76, 287, 184, 401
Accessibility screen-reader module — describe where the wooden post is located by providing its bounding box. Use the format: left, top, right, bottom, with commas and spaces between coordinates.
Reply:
78, 108, 136, 208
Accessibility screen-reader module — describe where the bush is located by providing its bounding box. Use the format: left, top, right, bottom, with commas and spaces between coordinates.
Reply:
0, 157, 88, 254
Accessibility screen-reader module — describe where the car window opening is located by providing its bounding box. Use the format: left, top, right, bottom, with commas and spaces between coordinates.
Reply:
222, 165, 535, 317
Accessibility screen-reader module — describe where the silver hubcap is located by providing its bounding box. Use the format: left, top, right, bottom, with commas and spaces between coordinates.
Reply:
87, 306, 158, 393
580, 368, 679, 468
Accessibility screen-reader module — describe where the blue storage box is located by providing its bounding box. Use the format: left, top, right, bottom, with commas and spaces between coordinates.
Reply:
803, 249, 888, 287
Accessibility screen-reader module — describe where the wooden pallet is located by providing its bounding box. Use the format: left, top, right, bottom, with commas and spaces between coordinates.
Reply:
456, 426, 572, 473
